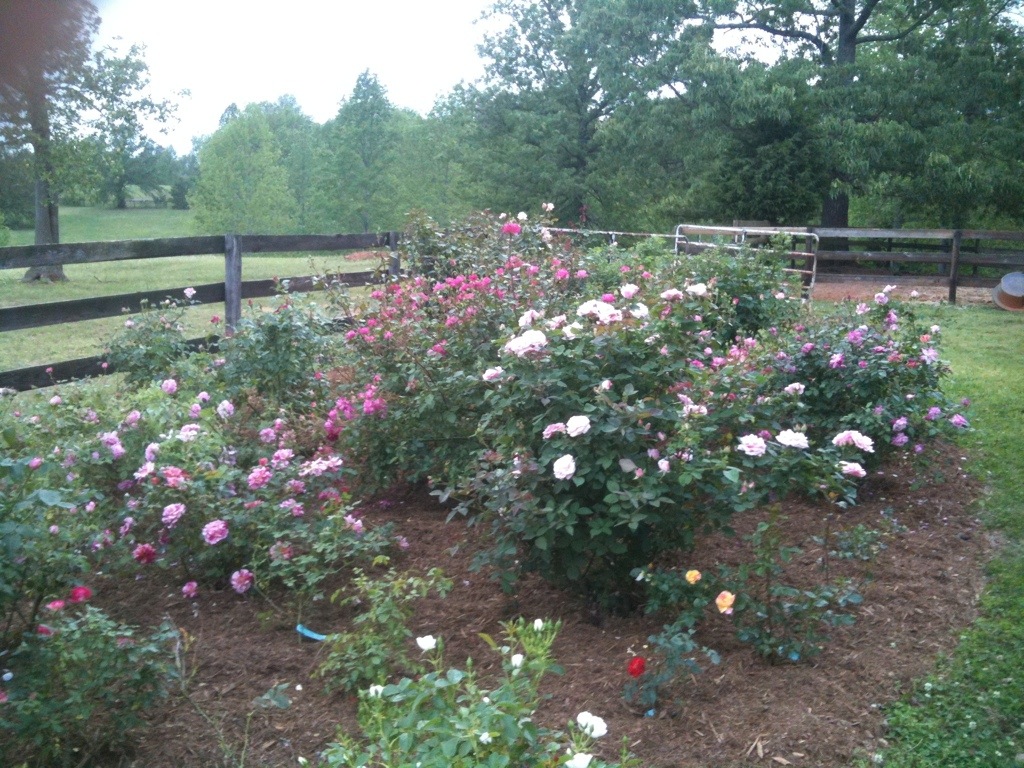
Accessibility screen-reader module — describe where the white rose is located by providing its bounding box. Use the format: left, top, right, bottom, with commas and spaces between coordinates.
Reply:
553, 454, 576, 480
415, 635, 437, 652
565, 415, 591, 437
576, 711, 608, 738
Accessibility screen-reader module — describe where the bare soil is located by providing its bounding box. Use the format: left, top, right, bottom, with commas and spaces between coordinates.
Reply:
92, 435, 991, 768
809, 274, 996, 306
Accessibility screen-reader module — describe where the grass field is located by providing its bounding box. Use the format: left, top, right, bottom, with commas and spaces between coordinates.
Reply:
1, 207, 384, 371
861, 303, 1024, 767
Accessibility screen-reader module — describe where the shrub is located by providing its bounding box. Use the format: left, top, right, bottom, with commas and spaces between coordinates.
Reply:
105, 293, 201, 388
0, 453, 91, 654
218, 297, 333, 412
316, 563, 453, 693
318, 619, 638, 768
0, 603, 177, 767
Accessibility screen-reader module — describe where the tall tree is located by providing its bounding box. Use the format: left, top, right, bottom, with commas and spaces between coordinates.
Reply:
474, 0, 616, 224
252, 96, 319, 230
0, 0, 98, 280
852, 4, 1024, 227
87, 43, 177, 209
312, 71, 399, 233
606, 0, 960, 229
189, 107, 299, 234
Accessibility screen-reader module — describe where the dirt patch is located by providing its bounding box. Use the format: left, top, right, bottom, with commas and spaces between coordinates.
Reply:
90, 440, 991, 767
810, 274, 996, 307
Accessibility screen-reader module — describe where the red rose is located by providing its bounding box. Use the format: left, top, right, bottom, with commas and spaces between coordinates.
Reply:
627, 656, 646, 678
68, 585, 93, 603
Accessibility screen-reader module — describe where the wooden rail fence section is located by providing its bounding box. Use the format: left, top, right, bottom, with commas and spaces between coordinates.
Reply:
673, 225, 1024, 304
2, 226, 1023, 391
1, 233, 398, 391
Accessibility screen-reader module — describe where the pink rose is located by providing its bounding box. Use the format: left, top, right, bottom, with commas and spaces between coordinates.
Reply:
202, 520, 229, 545
231, 569, 254, 594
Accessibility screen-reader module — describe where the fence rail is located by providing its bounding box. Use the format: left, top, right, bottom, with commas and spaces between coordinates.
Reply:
3, 225, 1023, 392
672, 224, 1024, 304
1, 232, 399, 391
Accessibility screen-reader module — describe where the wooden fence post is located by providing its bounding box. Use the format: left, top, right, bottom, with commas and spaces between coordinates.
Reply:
225, 234, 242, 333
388, 231, 400, 278
948, 230, 962, 305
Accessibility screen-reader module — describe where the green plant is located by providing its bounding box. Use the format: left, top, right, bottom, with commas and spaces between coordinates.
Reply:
727, 512, 863, 663
317, 618, 638, 768
813, 522, 887, 565
105, 294, 202, 388
0, 454, 91, 654
316, 563, 453, 693
0, 604, 178, 767
219, 297, 333, 412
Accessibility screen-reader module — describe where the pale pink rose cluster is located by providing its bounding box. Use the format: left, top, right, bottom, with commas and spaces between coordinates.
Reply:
831, 430, 875, 453
775, 429, 810, 450
503, 329, 548, 357
544, 415, 591, 439
576, 299, 622, 324
736, 434, 767, 457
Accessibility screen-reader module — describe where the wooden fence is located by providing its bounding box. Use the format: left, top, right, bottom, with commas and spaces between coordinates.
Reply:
673, 224, 1024, 303
0, 233, 399, 391
3, 225, 1024, 392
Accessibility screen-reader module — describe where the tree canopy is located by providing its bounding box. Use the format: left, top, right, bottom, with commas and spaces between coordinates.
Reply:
3, 0, 1024, 245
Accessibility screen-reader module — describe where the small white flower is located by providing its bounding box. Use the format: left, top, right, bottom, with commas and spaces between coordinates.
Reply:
533, 618, 544, 631
511, 653, 524, 668
565, 754, 593, 768
517, 211, 528, 221
576, 711, 608, 738
685, 282, 708, 296
479, 732, 493, 744
503, 329, 548, 357
367, 684, 384, 697
776, 429, 810, 450
416, 635, 437, 652
482, 366, 504, 382
518, 309, 543, 328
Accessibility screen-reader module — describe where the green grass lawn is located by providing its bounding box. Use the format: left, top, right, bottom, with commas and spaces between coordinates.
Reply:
1, 207, 386, 371
5, 206, 196, 245
864, 302, 1024, 767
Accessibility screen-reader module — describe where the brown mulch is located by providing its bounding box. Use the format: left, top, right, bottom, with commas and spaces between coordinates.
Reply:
92, 436, 992, 768
810, 274, 996, 306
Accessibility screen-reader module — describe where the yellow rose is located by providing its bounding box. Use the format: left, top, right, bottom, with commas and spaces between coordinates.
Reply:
685, 569, 701, 585
715, 590, 735, 615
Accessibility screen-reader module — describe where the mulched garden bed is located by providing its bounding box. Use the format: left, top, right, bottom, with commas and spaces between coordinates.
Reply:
93, 439, 991, 767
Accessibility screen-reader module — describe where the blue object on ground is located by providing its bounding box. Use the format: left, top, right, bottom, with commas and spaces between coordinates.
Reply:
296, 624, 327, 641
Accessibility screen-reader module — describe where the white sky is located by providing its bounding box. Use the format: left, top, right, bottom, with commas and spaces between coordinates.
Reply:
93, 0, 497, 154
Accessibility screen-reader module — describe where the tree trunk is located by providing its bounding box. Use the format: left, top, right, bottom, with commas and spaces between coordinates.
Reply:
22, 178, 67, 282
818, 0, 857, 250
22, 78, 67, 282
